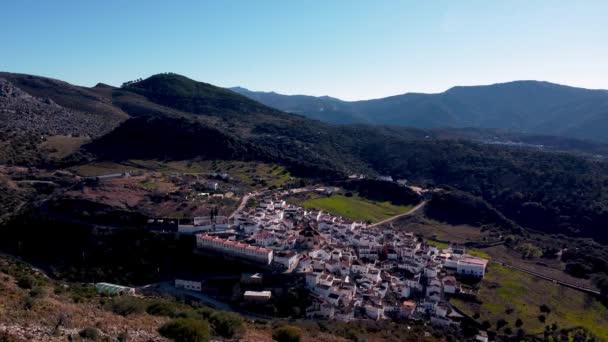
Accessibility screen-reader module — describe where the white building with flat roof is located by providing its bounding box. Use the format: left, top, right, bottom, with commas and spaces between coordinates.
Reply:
175, 279, 202, 292
456, 257, 488, 277
244, 290, 272, 302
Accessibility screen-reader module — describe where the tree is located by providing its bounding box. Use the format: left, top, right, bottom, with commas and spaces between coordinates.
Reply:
593, 273, 608, 296
481, 320, 491, 330
516, 242, 543, 259
158, 318, 210, 342
539, 304, 551, 314
515, 318, 523, 328
272, 325, 302, 342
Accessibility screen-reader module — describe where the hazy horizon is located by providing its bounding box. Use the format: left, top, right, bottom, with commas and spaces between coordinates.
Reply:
2, 0, 607, 100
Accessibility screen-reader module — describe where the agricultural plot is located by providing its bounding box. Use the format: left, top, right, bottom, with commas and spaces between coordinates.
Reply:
301, 194, 412, 223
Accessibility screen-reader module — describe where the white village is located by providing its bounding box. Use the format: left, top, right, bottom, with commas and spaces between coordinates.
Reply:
170, 188, 489, 328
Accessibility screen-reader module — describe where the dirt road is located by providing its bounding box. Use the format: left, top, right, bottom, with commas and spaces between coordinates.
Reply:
367, 201, 427, 228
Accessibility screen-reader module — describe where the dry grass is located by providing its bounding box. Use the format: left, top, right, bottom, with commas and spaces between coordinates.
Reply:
40, 135, 90, 158
392, 215, 485, 243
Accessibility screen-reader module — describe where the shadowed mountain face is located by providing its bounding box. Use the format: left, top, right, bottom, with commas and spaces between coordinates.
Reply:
231, 81, 608, 143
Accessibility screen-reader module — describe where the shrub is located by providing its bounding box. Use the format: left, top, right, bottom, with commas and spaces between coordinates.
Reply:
0, 332, 14, 342
209, 311, 244, 338
107, 297, 145, 316
17, 275, 35, 289
79, 327, 100, 340
53, 285, 65, 295
158, 318, 210, 342
70, 284, 97, 303
196, 306, 216, 319
146, 301, 179, 317
481, 321, 491, 330
23, 296, 35, 310
29, 286, 45, 298
117, 331, 129, 342
272, 325, 302, 342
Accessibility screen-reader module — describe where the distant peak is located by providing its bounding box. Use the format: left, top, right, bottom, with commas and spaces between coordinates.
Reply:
230, 86, 250, 92
445, 80, 569, 93
147, 72, 190, 80
94, 83, 115, 89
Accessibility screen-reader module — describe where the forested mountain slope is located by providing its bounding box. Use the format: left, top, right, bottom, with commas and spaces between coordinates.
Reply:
232, 81, 608, 142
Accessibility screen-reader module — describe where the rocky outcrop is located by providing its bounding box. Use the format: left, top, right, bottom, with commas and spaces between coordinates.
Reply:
0, 78, 116, 138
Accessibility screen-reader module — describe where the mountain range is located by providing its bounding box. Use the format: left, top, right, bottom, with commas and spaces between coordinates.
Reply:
2, 71, 608, 245
231, 81, 608, 143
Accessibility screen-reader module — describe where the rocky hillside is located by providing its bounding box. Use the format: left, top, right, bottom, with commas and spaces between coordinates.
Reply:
0, 78, 118, 137
0, 74, 127, 165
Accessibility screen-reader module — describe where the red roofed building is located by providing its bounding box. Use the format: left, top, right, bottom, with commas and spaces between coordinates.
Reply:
196, 234, 273, 265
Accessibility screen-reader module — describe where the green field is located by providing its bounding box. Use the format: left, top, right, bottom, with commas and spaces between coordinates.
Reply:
451, 264, 608, 339
426, 240, 449, 249
301, 194, 412, 223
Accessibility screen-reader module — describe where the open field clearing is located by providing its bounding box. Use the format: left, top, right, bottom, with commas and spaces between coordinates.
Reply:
451, 264, 608, 339
391, 215, 486, 243
301, 194, 412, 223
40, 135, 90, 158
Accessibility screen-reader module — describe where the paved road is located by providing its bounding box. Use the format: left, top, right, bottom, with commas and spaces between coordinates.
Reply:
147, 282, 234, 311
367, 201, 427, 228
141, 282, 273, 320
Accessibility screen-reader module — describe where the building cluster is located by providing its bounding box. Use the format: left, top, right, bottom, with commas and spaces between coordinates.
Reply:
299, 226, 487, 325
189, 189, 488, 325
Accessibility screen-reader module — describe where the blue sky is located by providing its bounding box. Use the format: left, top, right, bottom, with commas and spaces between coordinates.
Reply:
2, 1, 607, 100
